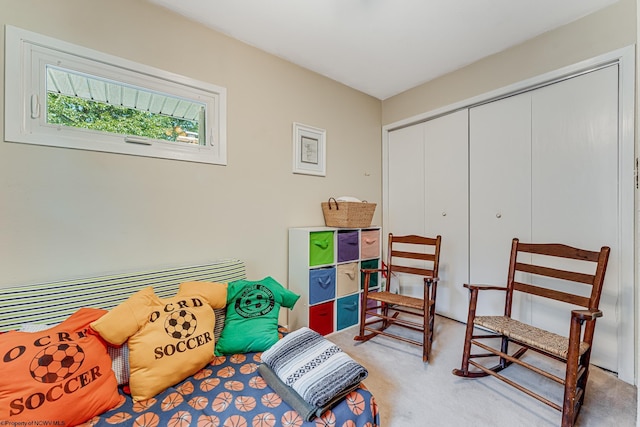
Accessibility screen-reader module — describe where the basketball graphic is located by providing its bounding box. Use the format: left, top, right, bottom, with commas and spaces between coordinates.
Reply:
29, 343, 85, 383
165, 309, 197, 339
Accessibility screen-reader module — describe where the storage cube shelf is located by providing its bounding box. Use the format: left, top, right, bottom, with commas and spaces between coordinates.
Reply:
289, 226, 381, 335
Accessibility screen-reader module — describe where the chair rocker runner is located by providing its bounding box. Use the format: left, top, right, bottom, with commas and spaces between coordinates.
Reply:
354, 233, 441, 362
452, 238, 610, 427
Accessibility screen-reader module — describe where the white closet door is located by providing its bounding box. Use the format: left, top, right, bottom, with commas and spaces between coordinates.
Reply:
530, 65, 619, 371
388, 124, 427, 296
387, 111, 468, 312
469, 93, 532, 320
423, 110, 469, 321
388, 124, 425, 237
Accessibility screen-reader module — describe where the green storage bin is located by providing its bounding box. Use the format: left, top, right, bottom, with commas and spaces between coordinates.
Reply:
360, 259, 379, 289
309, 231, 335, 266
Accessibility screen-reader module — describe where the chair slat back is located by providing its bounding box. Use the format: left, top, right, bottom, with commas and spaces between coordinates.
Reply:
506, 238, 610, 315
392, 265, 435, 277
513, 282, 590, 307
390, 250, 436, 262
518, 242, 603, 262
515, 262, 596, 285
387, 234, 441, 283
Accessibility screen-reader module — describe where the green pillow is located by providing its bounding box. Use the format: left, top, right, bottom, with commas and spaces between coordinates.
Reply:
215, 277, 300, 355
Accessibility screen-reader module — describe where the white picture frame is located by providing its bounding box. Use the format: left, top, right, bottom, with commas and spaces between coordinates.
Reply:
293, 122, 326, 176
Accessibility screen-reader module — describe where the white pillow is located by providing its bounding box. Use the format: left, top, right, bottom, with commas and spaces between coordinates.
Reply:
18, 323, 52, 332
107, 344, 129, 385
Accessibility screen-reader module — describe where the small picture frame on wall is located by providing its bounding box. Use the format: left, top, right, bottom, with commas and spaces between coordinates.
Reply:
293, 122, 326, 176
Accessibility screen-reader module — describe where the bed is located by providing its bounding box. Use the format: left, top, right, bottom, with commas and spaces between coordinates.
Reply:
0, 259, 379, 427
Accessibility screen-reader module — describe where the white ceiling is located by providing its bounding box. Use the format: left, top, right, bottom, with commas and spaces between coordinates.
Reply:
148, 0, 620, 100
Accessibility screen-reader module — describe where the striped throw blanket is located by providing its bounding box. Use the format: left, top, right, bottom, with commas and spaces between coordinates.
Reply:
260, 327, 368, 407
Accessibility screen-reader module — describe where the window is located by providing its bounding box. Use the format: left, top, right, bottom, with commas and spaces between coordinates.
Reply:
4, 26, 227, 165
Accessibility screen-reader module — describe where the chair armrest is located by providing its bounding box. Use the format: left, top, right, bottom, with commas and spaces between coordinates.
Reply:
360, 268, 385, 274
463, 283, 507, 292
571, 309, 603, 321
566, 308, 604, 359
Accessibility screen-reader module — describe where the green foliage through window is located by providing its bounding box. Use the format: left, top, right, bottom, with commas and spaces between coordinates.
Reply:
47, 93, 200, 144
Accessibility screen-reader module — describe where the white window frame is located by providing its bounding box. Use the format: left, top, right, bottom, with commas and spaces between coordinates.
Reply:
4, 25, 227, 165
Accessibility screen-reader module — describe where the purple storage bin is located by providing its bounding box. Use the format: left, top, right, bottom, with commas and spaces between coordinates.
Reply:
366, 290, 379, 319
337, 230, 359, 262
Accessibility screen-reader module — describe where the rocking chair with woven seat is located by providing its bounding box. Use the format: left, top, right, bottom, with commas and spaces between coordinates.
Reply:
452, 238, 610, 427
354, 233, 441, 362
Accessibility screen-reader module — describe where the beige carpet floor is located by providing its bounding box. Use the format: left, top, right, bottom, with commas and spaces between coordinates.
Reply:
327, 315, 637, 427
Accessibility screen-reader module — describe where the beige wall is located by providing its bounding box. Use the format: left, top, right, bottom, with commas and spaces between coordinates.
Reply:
0, 0, 382, 287
382, 0, 636, 125
1, 0, 634, 298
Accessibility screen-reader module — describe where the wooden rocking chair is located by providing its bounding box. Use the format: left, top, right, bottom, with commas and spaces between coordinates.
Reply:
452, 238, 610, 426
354, 233, 441, 362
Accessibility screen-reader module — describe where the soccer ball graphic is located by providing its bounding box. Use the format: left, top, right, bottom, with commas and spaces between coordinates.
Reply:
235, 284, 275, 318
165, 309, 197, 339
30, 343, 85, 383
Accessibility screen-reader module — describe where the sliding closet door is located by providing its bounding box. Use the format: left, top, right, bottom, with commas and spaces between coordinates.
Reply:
530, 65, 619, 371
469, 93, 532, 320
423, 110, 468, 321
388, 124, 425, 236
387, 110, 468, 320
387, 123, 427, 296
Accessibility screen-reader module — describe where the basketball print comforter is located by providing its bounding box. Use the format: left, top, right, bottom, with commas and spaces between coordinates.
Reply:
78, 351, 379, 427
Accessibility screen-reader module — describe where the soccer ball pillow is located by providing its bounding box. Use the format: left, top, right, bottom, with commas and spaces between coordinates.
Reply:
91, 281, 227, 401
215, 277, 299, 355
0, 308, 121, 425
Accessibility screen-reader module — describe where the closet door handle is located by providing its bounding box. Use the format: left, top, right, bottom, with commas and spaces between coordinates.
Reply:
496, 213, 502, 219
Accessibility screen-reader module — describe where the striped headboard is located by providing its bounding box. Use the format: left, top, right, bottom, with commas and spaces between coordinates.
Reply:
0, 259, 246, 331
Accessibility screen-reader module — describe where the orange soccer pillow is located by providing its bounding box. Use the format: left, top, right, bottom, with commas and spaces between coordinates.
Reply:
0, 308, 121, 425
91, 281, 227, 401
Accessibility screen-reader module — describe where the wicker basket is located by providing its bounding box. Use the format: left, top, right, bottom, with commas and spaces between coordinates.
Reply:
321, 197, 376, 228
